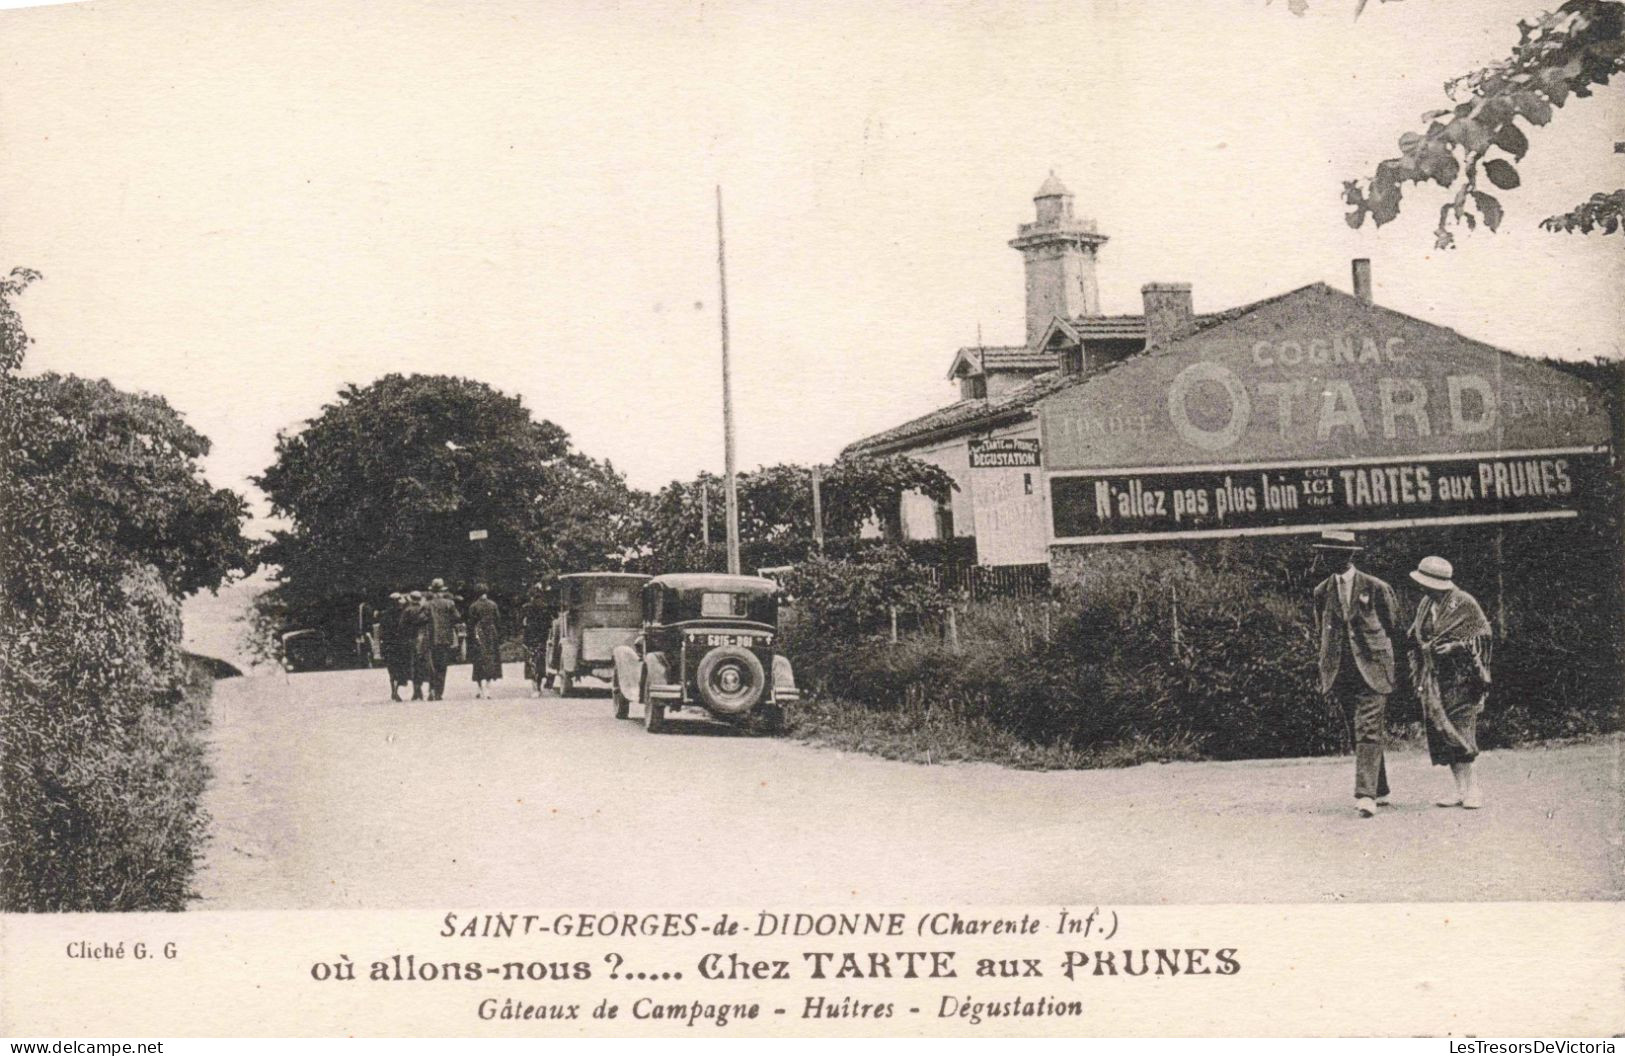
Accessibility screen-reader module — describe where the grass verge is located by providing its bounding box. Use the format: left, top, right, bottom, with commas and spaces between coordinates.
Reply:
786, 694, 1206, 771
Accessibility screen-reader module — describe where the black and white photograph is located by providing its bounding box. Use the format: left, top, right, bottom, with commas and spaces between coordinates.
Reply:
0, 0, 1621, 1040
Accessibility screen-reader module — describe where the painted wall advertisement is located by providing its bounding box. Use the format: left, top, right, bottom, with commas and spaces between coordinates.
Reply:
1051, 449, 1610, 542
1037, 287, 1615, 543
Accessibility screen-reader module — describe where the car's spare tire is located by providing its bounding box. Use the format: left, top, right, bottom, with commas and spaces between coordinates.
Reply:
694, 645, 765, 716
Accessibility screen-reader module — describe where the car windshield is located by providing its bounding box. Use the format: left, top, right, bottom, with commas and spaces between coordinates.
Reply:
666, 588, 777, 625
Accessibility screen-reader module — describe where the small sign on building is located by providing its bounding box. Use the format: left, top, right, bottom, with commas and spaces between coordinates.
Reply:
467, 529, 489, 541
969, 437, 1041, 468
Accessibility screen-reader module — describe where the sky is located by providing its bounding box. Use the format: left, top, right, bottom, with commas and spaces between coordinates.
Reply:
2, 0, 1621, 537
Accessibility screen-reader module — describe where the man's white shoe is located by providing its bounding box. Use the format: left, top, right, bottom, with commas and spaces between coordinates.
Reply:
1436, 796, 1462, 807
1461, 792, 1483, 809
1356, 798, 1378, 817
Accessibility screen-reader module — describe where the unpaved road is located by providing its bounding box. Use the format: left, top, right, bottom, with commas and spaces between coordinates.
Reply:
197, 662, 1623, 908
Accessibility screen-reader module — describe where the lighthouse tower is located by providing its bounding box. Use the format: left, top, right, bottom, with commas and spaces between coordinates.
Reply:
1008, 172, 1108, 347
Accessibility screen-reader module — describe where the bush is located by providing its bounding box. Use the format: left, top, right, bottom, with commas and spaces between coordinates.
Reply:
0, 311, 251, 910
783, 518, 1622, 768
0, 568, 214, 911
778, 546, 947, 639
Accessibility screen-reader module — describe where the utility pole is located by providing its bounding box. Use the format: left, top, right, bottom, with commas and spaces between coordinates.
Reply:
716, 185, 741, 575
810, 464, 825, 553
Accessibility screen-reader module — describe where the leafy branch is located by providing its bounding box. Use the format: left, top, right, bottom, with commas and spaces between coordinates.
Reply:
1542, 185, 1625, 232
0, 266, 42, 374
1341, 1, 1624, 248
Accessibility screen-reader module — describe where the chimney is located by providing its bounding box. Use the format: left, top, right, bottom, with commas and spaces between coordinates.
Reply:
1141, 282, 1194, 349
1352, 258, 1373, 305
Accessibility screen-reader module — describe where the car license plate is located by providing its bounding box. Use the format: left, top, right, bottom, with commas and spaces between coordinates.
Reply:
692, 632, 768, 648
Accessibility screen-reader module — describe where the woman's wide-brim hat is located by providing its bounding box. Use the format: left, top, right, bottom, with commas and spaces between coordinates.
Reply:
429, 577, 446, 591
1410, 555, 1454, 590
1311, 529, 1363, 551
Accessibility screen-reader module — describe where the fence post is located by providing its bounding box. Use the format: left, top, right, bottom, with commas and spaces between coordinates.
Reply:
699, 481, 710, 549
889, 606, 899, 644
945, 604, 959, 652
1170, 583, 1183, 661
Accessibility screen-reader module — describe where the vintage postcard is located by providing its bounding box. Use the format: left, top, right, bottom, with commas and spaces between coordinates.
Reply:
0, 0, 1621, 1039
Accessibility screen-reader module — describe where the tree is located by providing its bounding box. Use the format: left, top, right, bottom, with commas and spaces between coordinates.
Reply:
634, 454, 958, 569
4, 271, 255, 601
3, 374, 256, 599
1, 271, 253, 910
1, 267, 41, 374
525, 452, 645, 578
1329, 1, 1625, 247
255, 374, 640, 630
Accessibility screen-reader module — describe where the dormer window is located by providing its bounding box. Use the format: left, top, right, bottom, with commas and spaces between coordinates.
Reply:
962, 375, 987, 399
1061, 346, 1084, 375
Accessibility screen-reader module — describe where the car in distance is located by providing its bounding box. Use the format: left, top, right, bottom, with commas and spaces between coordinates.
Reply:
544, 572, 651, 696
280, 629, 331, 672
610, 573, 799, 733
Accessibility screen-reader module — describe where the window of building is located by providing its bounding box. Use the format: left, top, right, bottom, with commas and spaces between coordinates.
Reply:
961, 374, 987, 399
1061, 346, 1083, 375
1023, 472, 1033, 495
934, 500, 955, 541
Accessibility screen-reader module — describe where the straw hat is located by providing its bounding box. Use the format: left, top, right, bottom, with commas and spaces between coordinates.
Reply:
428, 577, 446, 591
1310, 530, 1363, 551
408, 590, 424, 601
1409, 555, 1454, 590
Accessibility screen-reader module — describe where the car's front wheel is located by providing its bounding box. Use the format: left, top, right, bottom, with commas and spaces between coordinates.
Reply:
559, 672, 574, 698
612, 677, 630, 719
644, 699, 666, 733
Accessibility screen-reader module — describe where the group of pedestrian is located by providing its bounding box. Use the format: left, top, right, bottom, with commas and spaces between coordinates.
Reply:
377, 578, 506, 701
1311, 531, 1495, 817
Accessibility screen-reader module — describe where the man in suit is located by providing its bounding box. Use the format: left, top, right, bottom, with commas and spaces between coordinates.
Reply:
423, 577, 462, 701
1310, 531, 1400, 817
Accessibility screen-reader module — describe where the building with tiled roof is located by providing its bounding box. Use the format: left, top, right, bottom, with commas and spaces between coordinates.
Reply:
843, 179, 1610, 567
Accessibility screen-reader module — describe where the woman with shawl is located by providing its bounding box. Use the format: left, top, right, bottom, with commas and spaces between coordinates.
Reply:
468, 584, 504, 699
1406, 555, 1493, 809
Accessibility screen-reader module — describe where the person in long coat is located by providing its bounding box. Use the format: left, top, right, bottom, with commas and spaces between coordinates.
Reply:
404, 591, 431, 700
467, 584, 503, 698
519, 582, 552, 698
380, 593, 412, 701
423, 578, 461, 700
1406, 555, 1493, 810
1309, 530, 1400, 817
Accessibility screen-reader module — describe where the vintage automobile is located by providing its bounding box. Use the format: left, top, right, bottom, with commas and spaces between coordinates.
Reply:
280, 628, 331, 673
544, 572, 651, 696
610, 573, 799, 733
